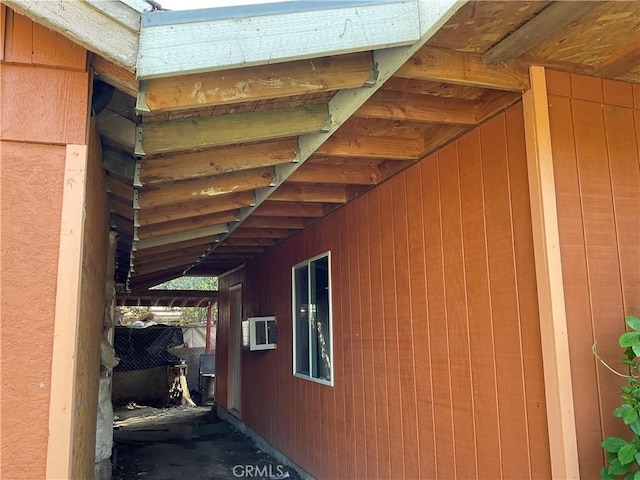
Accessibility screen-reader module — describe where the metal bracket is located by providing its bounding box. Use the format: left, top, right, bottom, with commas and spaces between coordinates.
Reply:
134, 126, 145, 157
133, 161, 143, 188
135, 81, 151, 115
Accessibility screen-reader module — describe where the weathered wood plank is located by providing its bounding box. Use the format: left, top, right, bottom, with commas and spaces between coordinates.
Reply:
288, 163, 379, 185
137, 1, 420, 79
140, 139, 296, 185
396, 45, 529, 92
474, 91, 522, 123
95, 109, 137, 152
106, 175, 134, 203
4, 0, 137, 71
269, 184, 347, 203
137, 190, 255, 226
315, 133, 421, 160
137, 211, 239, 240
355, 90, 478, 124
230, 227, 296, 239
84, 0, 141, 33
138, 167, 274, 208
241, 216, 311, 229
135, 224, 228, 250
92, 55, 139, 98
141, 52, 375, 112
140, 105, 329, 155
103, 147, 137, 184
483, 1, 598, 64
252, 201, 328, 218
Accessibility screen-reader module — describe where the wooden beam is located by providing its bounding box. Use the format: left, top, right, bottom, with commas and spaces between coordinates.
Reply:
92, 55, 139, 98
189, 0, 465, 272
138, 167, 275, 209
103, 146, 137, 184
140, 105, 329, 155
111, 214, 134, 236
252, 201, 328, 218
421, 124, 470, 157
214, 246, 266, 254
4, 0, 137, 71
140, 52, 375, 113
46, 145, 88, 480
95, 109, 137, 152
138, 190, 254, 226
482, 1, 598, 65
288, 163, 379, 185
137, 211, 239, 240
137, 1, 423, 79
135, 245, 209, 264
395, 45, 529, 92
230, 227, 296, 239
269, 184, 347, 203
223, 238, 279, 247
522, 66, 579, 480
140, 139, 296, 185
106, 175, 134, 203
355, 90, 478, 124
315, 133, 421, 160
241, 216, 311, 229
596, 41, 640, 79
474, 90, 522, 123
84, 0, 140, 32
110, 197, 134, 220
134, 255, 205, 276
133, 236, 216, 258
129, 267, 187, 291
135, 225, 228, 250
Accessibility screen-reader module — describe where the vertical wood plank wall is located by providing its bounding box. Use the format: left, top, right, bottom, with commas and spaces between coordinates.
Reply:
71, 126, 110, 478
546, 70, 640, 476
0, 9, 95, 479
218, 102, 551, 479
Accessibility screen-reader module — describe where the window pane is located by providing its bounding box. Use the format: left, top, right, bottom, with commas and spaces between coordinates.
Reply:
294, 265, 309, 375
255, 320, 266, 345
310, 256, 331, 381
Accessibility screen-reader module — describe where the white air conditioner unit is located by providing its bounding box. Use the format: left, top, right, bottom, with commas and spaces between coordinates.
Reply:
242, 316, 277, 351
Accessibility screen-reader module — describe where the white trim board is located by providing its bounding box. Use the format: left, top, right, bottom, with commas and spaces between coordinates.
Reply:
137, 0, 422, 79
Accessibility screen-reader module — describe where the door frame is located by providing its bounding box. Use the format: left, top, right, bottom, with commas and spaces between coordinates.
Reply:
228, 283, 243, 416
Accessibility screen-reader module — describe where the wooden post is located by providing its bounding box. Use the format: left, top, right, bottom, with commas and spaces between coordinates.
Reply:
522, 65, 580, 479
205, 302, 213, 354
46, 145, 88, 480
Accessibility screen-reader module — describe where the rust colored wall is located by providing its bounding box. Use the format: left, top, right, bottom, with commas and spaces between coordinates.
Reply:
218, 103, 551, 479
546, 70, 640, 476
0, 10, 90, 479
0, 141, 67, 479
71, 126, 110, 478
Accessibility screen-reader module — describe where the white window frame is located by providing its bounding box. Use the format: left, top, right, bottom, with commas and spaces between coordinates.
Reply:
292, 251, 334, 386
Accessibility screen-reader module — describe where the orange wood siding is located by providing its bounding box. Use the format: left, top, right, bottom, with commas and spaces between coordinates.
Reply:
218, 102, 551, 479
546, 70, 640, 477
0, 9, 90, 479
0, 141, 67, 480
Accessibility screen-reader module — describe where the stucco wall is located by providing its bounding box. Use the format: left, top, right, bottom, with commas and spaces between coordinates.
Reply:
0, 9, 92, 479
218, 103, 551, 479
546, 70, 640, 476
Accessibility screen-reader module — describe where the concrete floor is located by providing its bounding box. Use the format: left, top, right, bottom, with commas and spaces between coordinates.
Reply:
112, 406, 299, 480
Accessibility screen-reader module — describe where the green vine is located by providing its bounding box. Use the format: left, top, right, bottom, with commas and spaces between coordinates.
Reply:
601, 316, 640, 480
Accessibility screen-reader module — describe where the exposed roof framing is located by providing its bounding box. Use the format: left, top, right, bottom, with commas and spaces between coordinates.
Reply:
116, 289, 217, 308
137, 0, 433, 79
8, 0, 636, 289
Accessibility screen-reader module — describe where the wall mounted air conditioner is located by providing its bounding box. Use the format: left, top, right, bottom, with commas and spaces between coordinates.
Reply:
242, 316, 277, 351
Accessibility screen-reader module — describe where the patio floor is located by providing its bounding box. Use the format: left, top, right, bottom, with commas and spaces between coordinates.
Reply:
112, 405, 299, 480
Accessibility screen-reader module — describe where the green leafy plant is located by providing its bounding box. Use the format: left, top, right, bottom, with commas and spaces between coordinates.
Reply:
601, 316, 640, 480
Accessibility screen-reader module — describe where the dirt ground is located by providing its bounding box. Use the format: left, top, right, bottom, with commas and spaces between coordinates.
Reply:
112, 405, 300, 480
